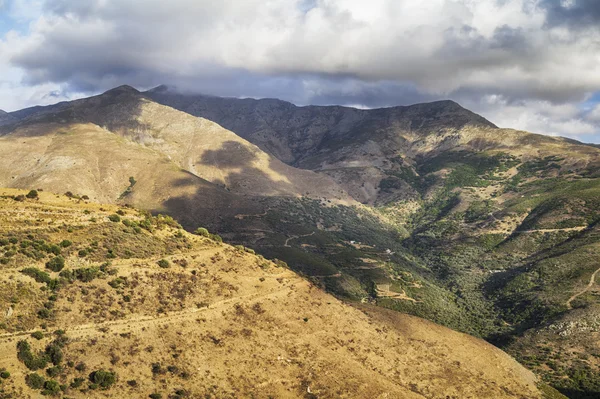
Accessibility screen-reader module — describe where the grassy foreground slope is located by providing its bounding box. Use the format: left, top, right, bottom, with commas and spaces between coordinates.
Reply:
0, 188, 558, 399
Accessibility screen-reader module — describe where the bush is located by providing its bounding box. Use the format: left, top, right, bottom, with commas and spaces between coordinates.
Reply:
17, 340, 48, 371
194, 227, 209, 237
108, 214, 121, 223
41, 379, 60, 395
31, 331, 44, 340
0, 370, 10, 379
25, 373, 45, 389
89, 370, 116, 389
59, 240, 72, 248
45, 343, 63, 365
149, 394, 162, 399
209, 234, 223, 243
157, 259, 170, 269
45, 256, 65, 272
70, 377, 85, 389
46, 366, 61, 378
21, 268, 51, 284
26, 190, 39, 199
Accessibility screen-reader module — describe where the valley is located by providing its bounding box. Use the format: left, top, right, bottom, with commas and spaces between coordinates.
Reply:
0, 86, 599, 397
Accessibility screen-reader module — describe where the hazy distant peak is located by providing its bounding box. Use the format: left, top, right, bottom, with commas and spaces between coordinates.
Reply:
148, 84, 171, 93
101, 84, 141, 96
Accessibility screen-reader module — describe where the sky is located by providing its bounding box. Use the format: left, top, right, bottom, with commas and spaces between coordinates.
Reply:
1, 0, 600, 143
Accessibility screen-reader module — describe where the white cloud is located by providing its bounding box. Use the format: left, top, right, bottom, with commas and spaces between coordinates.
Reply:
0, 0, 598, 140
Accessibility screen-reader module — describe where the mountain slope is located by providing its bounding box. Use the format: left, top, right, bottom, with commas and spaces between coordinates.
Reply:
0, 110, 15, 127
5, 86, 600, 397
0, 189, 554, 399
144, 86, 600, 397
2, 86, 350, 201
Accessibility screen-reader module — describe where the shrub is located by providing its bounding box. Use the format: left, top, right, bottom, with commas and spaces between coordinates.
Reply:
25, 373, 45, 389
149, 394, 162, 399
21, 268, 51, 284
46, 366, 61, 378
108, 214, 121, 223
194, 227, 209, 237
37, 308, 53, 319
89, 370, 116, 389
45, 343, 63, 365
31, 331, 44, 340
45, 256, 65, 272
209, 234, 223, 243
26, 190, 39, 199
70, 377, 85, 389
59, 240, 72, 248
17, 340, 48, 371
157, 259, 170, 268
13, 195, 25, 202
0, 370, 10, 379
41, 379, 60, 395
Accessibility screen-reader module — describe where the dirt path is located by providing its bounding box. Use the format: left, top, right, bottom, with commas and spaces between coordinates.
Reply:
0, 286, 293, 342
566, 267, 600, 310
284, 232, 315, 247
516, 226, 586, 234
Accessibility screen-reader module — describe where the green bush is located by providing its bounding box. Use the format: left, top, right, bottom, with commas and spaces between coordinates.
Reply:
17, 340, 48, 371
157, 259, 170, 268
89, 370, 117, 389
149, 394, 162, 399
45, 366, 61, 378
45, 256, 65, 272
59, 240, 72, 248
209, 234, 223, 243
194, 227, 209, 237
31, 331, 44, 340
25, 373, 45, 389
0, 370, 10, 379
108, 214, 121, 223
21, 268, 51, 284
41, 379, 60, 395
26, 190, 39, 199
70, 377, 85, 389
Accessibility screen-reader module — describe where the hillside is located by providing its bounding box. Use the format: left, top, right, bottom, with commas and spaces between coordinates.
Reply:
0, 111, 15, 127
4, 86, 600, 397
144, 87, 600, 398
1, 86, 350, 202
0, 189, 557, 399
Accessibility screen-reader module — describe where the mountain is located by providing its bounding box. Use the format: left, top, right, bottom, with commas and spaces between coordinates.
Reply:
3, 85, 600, 397
146, 86, 600, 398
146, 86, 598, 205
0, 189, 557, 399
0, 110, 15, 127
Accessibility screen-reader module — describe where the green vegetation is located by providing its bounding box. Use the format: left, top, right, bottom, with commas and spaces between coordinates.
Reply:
89, 369, 117, 389
25, 373, 45, 389
45, 256, 65, 272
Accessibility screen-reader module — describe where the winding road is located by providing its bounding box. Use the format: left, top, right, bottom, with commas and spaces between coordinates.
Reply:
566, 267, 600, 310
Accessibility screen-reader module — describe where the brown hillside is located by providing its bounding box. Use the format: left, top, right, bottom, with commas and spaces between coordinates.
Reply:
0, 189, 553, 398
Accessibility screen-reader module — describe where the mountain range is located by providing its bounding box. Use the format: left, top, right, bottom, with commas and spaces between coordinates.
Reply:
1, 84, 599, 397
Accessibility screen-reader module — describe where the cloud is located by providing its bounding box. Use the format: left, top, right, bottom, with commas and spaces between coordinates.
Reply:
540, 0, 600, 27
0, 0, 599, 140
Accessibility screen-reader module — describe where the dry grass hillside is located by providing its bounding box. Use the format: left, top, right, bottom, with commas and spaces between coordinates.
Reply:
0, 86, 350, 202
0, 188, 559, 399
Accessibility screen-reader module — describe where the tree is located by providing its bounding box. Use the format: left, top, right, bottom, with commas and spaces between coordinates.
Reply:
26, 190, 38, 199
